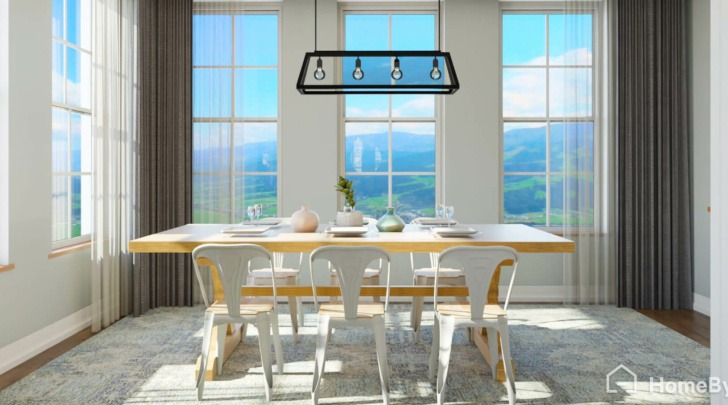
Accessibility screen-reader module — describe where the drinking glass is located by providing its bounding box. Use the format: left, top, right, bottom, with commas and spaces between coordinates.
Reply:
254, 204, 263, 223
436, 204, 445, 219
246, 206, 255, 224
445, 205, 454, 227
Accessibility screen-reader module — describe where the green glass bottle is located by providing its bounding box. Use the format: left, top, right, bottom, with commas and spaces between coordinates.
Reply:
376, 207, 405, 232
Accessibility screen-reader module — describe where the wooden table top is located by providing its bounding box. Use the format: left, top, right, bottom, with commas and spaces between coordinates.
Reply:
128, 223, 574, 254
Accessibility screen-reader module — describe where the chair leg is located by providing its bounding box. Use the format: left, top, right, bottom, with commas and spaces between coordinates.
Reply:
296, 275, 305, 328
486, 327, 499, 378
312, 315, 331, 405
498, 317, 516, 405
369, 275, 381, 303
256, 313, 273, 402
372, 316, 390, 405
271, 309, 285, 375
286, 277, 299, 335
411, 275, 426, 342
428, 312, 439, 380
436, 315, 455, 405
329, 274, 338, 303
197, 311, 215, 400
216, 324, 226, 376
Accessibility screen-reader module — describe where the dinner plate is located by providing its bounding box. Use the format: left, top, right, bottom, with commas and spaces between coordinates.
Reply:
431, 226, 478, 237
240, 218, 283, 226
324, 226, 369, 236
417, 218, 458, 226
222, 226, 271, 234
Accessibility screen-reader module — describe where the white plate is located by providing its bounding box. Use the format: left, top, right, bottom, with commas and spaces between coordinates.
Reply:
324, 226, 369, 236
240, 218, 283, 226
222, 226, 271, 234
417, 218, 458, 226
432, 226, 478, 237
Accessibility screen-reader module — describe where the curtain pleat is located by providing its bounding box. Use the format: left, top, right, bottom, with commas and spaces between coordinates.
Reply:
91, 0, 137, 332
135, 0, 193, 316
616, 0, 693, 309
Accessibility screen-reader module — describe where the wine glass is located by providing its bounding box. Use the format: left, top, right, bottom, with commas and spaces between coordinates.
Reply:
445, 205, 454, 227
246, 206, 255, 224
436, 204, 445, 219
254, 204, 263, 223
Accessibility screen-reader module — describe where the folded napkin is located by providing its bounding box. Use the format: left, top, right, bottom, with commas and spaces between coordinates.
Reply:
416, 217, 458, 226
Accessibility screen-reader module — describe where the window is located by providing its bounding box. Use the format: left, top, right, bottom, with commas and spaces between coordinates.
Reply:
501, 8, 595, 226
342, 10, 439, 223
192, 7, 279, 223
52, 0, 92, 246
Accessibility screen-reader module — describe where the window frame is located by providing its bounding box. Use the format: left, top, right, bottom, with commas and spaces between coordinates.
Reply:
191, 4, 282, 223
338, 3, 443, 219
51, 0, 93, 249
499, 1, 602, 231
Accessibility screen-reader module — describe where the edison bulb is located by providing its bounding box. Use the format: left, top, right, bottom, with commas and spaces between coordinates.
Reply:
430, 58, 441, 80
313, 57, 325, 81
391, 57, 403, 81
352, 57, 364, 80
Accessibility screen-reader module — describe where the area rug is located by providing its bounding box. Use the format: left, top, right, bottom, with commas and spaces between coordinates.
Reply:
0, 304, 710, 404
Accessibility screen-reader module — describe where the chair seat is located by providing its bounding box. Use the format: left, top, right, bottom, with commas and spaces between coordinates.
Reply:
207, 299, 274, 316
437, 301, 506, 319
249, 267, 300, 278
331, 268, 380, 277
319, 303, 385, 318
414, 267, 463, 279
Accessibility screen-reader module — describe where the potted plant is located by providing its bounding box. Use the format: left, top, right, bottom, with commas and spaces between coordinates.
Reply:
335, 176, 363, 226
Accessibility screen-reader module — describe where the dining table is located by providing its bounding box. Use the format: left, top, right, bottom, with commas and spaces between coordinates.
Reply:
128, 221, 575, 382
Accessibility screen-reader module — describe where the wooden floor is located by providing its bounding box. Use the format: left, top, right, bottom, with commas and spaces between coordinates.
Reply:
637, 309, 710, 347
0, 309, 710, 392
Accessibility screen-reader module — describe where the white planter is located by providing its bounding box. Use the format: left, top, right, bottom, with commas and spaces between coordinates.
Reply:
336, 210, 363, 226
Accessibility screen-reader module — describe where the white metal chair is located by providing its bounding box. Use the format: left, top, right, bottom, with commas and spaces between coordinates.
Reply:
192, 244, 285, 402
309, 246, 392, 405
248, 252, 305, 333
329, 218, 382, 303
410, 218, 466, 342
427, 246, 518, 405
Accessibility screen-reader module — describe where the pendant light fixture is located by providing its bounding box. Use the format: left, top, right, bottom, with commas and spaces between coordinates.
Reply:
297, 0, 459, 95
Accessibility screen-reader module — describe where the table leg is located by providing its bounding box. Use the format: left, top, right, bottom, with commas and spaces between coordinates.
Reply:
470, 263, 516, 383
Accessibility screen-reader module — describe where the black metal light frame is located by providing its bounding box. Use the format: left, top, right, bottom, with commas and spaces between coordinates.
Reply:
296, 51, 459, 94
297, 0, 459, 95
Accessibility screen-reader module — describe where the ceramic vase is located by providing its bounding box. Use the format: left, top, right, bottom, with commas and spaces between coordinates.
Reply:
291, 205, 319, 232
336, 207, 364, 226
376, 207, 405, 232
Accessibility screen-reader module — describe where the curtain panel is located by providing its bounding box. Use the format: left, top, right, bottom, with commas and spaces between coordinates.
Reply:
135, 0, 193, 315
616, 0, 693, 309
91, 0, 138, 331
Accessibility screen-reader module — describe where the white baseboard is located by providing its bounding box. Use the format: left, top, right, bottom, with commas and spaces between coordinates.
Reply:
693, 293, 711, 316
0, 305, 92, 376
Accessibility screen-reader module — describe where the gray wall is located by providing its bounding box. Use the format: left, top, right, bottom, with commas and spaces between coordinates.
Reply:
689, 0, 711, 299
0, 0, 91, 349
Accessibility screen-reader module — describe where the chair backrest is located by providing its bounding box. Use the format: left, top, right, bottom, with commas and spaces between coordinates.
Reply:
310, 246, 391, 320
192, 244, 275, 316
409, 218, 439, 270
435, 246, 519, 319
272, 252, 303, 269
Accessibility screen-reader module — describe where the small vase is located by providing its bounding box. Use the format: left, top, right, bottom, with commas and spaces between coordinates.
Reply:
291, 205, 319, 232
376, 207, 405, 232
336, 207, 363, 226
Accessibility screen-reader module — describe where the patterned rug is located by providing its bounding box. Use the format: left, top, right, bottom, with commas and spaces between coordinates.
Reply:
0, 304, 710, 404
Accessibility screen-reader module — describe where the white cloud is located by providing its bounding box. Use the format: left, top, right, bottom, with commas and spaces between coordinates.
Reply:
503, 49, 593, 118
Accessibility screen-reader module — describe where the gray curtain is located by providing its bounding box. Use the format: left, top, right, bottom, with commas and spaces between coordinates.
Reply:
616, 0, 693, 309
134, 0, 193, 316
